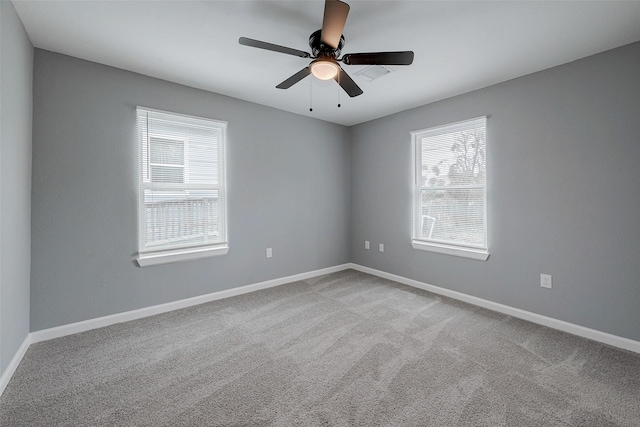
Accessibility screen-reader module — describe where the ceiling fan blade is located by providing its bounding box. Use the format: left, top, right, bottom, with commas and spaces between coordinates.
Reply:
276, 67, 311, 89
321, 0, 350, 49
239, 37, 310, 58
342, 51, 414, 66
334, 66, 363, 97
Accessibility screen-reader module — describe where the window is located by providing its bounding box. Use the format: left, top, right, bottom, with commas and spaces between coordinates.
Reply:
136, 108, 228, 266
411, 117, 489, 260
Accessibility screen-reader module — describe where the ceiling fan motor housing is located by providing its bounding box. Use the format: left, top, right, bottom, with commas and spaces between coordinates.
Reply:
309, 29, 344, 58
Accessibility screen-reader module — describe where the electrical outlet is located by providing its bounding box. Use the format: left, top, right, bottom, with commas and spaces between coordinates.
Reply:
379, 243, 384, 252
266, 248, 272, 258
540, 273, 552, 289
365, 240, 370, 250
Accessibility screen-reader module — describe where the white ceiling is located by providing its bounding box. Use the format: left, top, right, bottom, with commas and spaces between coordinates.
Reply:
12, 0, 640, 126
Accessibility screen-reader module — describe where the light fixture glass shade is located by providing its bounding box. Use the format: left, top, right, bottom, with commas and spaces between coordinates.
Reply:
310, 59, 339, 80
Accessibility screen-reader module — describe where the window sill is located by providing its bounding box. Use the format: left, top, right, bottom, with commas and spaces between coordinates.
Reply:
411, 240, 489, 261
137, 245, 229, 267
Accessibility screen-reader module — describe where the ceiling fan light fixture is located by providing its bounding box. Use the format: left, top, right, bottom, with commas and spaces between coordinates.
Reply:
310, 58, 339, 80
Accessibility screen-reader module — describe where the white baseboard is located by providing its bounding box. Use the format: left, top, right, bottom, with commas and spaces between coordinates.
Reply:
0, 334, 31, 397
350, 263, 640, 354
31, 263, 351, 344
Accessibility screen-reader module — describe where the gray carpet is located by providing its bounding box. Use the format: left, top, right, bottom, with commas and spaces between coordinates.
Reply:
1, 270, 639, 426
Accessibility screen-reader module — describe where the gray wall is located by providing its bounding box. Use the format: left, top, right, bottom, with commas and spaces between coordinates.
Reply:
350, 42, 640, 342
0, 0, 33, 374
31, 49, 350, 331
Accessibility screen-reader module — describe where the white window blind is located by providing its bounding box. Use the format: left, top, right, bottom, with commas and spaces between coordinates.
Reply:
137, 108, 228, 260
149, 136, 186, 184
412, 117, 487, 255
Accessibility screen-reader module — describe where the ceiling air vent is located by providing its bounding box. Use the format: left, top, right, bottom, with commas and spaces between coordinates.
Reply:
354, 65, 393, 82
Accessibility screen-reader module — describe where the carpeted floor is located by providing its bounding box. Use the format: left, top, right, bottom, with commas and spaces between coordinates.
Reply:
1, 269, 639, 426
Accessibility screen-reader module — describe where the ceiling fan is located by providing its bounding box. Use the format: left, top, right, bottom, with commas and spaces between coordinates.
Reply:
239, 0, 414, 98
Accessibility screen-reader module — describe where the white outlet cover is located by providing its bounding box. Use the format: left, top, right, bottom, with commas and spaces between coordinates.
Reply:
379, 243, 384, 252
266, 248, 272, 258
365, 241, 370, 250
540, 273, 552, 289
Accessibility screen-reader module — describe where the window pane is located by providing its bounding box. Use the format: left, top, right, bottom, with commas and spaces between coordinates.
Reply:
421, 127, 485, 187
143, 191, 220, 251
150, 138, 184, 165
421, 188, 485, 246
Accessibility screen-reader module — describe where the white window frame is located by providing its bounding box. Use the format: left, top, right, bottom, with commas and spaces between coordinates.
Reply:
136, 107, 229, 266
411, 117, 489, 261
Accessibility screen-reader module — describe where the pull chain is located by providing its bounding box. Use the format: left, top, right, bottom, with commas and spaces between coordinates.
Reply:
309, 77, 313, 112
337, 71, 341, 108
